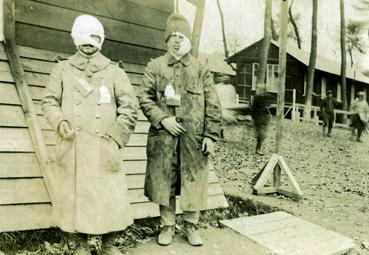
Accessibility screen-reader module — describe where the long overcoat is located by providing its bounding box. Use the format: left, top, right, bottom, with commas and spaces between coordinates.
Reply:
42, 52, 138, 234
139, 53, 222, 211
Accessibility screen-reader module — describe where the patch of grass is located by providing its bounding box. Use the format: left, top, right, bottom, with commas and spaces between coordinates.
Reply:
0, 195, 279, 254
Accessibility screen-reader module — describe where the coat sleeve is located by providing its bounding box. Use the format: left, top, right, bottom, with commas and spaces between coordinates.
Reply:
203, 68, 222, 141
138, 61, 169, 129
107, 66, 139, 148
42, 62, 68, 131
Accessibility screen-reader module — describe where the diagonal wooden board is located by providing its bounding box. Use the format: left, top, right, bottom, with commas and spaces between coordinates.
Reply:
220, 211, 355, 255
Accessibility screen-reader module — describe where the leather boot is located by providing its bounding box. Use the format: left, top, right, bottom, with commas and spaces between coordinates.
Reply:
255, 137, 264, 155
158, 225, 175, 246
183, 222, 203, 246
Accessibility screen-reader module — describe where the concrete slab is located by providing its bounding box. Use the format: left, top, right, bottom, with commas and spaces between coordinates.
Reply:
126, 227, 272, 255
220, 211, 355, 255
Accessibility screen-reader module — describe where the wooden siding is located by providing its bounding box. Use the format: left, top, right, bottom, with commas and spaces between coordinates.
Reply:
14, 0, 168, 66
0, 0, 228, 232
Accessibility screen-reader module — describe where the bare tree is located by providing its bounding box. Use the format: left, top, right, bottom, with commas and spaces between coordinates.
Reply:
289, 0, 302, 49
271, 0, 301, 48
340, 0, 348, 112
256, 0, 273, 95
346, 21, 366, 67
304, 0, 318, 119
216, 0, 229, 58
271, 18, 279, 41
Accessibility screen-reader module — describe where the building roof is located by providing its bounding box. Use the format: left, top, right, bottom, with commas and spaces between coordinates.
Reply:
227, 38, 369, 85
199, 53, 236, 76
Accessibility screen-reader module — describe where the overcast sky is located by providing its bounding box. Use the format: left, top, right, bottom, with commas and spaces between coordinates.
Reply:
180, 0, 369, 69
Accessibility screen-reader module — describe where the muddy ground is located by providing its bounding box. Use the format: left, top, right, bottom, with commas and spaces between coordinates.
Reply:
211, 120, 369, 254
1, 120, 368, 254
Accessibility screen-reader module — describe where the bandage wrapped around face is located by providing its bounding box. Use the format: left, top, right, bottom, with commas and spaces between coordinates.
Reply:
71, 15, 105, 50
169, 32, 192, 60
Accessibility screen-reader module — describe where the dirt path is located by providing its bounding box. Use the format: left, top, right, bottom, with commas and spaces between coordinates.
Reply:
211, 121, 369, 254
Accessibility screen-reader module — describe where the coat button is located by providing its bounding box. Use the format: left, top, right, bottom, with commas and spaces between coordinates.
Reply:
96, 114, 100, 119
97, 102, 101, 105
176, 117, 182, 122
75, 101, 80, 105
95, 130, 99, 134
76, 127, 81, 132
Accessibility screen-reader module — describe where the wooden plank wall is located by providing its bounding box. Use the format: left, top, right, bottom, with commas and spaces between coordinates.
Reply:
0, 43, 51, 232
0, 0, 228, 231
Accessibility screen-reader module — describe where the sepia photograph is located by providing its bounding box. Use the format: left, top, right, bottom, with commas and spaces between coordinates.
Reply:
0, 0, 368, 254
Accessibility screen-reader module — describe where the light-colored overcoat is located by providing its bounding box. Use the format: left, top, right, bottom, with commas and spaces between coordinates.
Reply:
139, 53, 222, 211
42, 52, 138, 234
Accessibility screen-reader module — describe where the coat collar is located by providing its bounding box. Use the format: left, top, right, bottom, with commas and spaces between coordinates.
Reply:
166, 52, 190, 66
68, 51, 111, 73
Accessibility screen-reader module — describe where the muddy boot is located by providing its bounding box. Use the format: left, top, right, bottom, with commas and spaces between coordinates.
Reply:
183, 222, 203, 246
102, 234, 123, 255
158, 226, 175, 246
255, 137, 264, 155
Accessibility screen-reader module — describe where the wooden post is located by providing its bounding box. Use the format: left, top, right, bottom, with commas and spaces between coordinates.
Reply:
3, 0, 54, 202
252, 0, 303, 199
275, 0, 288, 154
191, 0, 205, 57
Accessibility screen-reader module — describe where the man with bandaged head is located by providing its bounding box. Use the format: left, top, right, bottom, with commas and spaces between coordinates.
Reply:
139, 13, 222, 246
42, 15, 138, 254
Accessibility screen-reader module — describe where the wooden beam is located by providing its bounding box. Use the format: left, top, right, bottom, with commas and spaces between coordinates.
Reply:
3, 0, 54, 202
191, 0, 205, 57
275, 0, 288, 154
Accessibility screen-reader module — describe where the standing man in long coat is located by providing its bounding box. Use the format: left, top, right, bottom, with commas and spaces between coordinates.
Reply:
42, 15, 138, 255
320, 90, 341, 137
139, 13, 222, 246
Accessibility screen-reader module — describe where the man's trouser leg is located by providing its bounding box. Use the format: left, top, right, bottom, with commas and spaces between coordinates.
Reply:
160, 145, 199, 226
322, 113, 328, 136
327, 114, 334, 136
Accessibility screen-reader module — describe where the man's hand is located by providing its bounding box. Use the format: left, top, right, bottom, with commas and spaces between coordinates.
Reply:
161, 116, 186, 136
202, 137, 215, 155
58, 120, 75, 139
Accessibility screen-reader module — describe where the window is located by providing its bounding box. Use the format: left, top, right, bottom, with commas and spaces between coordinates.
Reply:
266, 64, 279, 92
251, 63, 278, 92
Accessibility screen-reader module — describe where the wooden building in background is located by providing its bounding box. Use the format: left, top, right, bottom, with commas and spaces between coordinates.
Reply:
0, 0, 227, 232
227, 38, 369, 107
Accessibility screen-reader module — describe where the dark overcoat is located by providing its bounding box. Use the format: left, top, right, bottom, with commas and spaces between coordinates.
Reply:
42, 52, 138, 234
138, 53, 222, 211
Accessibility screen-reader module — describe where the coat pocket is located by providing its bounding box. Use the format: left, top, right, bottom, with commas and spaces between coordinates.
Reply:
100, 137, 123, 172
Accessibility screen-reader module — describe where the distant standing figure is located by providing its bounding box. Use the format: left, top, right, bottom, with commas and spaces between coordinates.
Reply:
42, 15, 138, 255
320, 90, 341, 137
350, 91, 369, 142
138, 13, 222, 247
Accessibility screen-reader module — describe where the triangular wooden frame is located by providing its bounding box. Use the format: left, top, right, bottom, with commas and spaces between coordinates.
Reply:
253, 153, 303, 199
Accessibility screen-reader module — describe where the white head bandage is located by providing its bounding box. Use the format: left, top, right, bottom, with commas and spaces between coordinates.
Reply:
71, 15, 105, 50
169, 32, 192, 60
